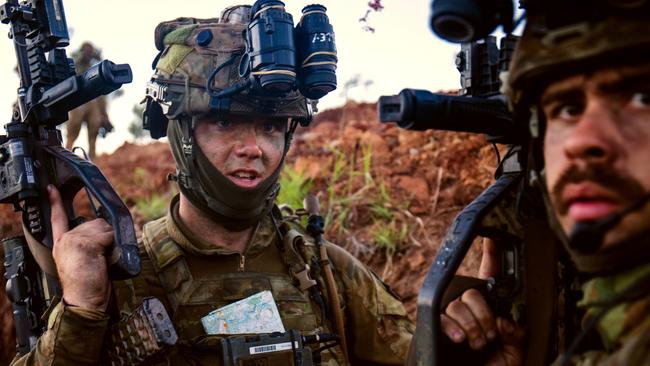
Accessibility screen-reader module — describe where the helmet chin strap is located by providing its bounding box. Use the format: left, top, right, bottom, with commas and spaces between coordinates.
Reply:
168, 117, 299, 231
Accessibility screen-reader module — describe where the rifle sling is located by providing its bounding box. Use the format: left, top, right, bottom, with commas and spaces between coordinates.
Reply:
22, 223, 58, 278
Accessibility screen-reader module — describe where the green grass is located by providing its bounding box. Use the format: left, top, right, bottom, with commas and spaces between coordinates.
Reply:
134, 192, 169, 221
131, 166, 176, 221
373, 221, 408, 256
320, 144, 410, 261
277, 165, 314, 210
279, 143, 411, 263
132, 167, 149, 187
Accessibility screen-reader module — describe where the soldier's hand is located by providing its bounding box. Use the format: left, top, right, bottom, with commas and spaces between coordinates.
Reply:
49, 184, 112, 312
441, 238, 525, 366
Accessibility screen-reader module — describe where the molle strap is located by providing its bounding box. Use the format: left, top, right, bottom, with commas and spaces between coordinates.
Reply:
281, 226, 317, 291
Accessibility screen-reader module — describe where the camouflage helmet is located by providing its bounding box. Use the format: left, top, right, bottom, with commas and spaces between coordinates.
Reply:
145, 5, 311, 123
506, 0, 650, 108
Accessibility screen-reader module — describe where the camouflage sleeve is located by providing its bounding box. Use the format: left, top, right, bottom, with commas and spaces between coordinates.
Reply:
9, 300, 109, 366
325, 242, 414, 365
550, 315, 650, 366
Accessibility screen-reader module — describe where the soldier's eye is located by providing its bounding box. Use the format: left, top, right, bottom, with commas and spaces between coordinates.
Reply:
261, 123, 275, 133
552, 103, 584, 121
260, 120, 284, 134
216, 120, 233, 128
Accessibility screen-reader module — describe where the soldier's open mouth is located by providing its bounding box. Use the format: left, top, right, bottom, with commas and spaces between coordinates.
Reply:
228, 170, 261, 188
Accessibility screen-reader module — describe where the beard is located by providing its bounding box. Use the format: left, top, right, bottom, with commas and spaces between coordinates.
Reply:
550, 163, 646, 216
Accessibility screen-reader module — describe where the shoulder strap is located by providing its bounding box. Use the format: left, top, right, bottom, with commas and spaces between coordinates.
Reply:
110, 234, 176, 316
277, 206, 351, 363
142, 216, 185, 273
141, 216, 193, 313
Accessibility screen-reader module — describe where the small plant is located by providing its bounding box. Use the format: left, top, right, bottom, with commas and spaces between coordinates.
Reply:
370, 203, 392, 220
315, 142, 413, 266
133, 167, 149, 187
277, 164, 313, 210
130, 166, 177, 221
361, 143, 373, 186
325, 147, 349, 228
134, 192, 169, 221
372, 221, 408, 256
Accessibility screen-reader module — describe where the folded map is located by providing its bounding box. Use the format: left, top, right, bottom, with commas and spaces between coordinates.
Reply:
201, 290, 285, 335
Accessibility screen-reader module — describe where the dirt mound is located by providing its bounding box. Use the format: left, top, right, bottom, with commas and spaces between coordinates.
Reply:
291, 101, 495, 316
0, 101, 497, 362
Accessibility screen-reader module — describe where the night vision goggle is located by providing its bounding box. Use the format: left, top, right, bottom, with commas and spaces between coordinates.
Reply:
240, 0, 337, 100
143, 0, 337, 139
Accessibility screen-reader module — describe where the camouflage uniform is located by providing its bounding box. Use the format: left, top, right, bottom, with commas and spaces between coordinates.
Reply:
66, 43, 110, 158
551, 264, 650, 366
10, 196, 413, 365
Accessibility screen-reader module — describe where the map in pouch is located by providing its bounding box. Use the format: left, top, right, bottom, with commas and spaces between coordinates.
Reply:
201, 290, 285, 335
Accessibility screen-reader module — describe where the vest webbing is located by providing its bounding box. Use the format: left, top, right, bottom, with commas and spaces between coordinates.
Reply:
138, 214, 347, 365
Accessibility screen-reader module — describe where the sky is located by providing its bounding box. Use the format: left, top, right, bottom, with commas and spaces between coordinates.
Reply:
0, 0, 463, 154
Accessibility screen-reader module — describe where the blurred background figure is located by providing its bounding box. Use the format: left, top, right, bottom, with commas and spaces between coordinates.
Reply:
66, 42, 114, 159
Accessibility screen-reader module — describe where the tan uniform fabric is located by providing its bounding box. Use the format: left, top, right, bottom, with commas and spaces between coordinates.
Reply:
10, 197, 413, 365
9, 300, 110, 366
65, 97, 107, 158
65, 51, 109, 159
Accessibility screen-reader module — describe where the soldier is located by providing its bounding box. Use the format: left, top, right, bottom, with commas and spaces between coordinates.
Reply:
9, 4, 413, 366
66, 41, 113, 159
440, 0, 650, 365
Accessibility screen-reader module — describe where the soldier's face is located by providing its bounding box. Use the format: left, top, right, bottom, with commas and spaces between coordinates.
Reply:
81, 44, 94, 59
541, 63, 650, 249
194, 115, 287, 189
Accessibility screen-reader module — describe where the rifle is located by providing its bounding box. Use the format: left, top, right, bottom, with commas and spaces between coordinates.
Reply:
379, 35, 581, 365
0, 0, 140, 356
